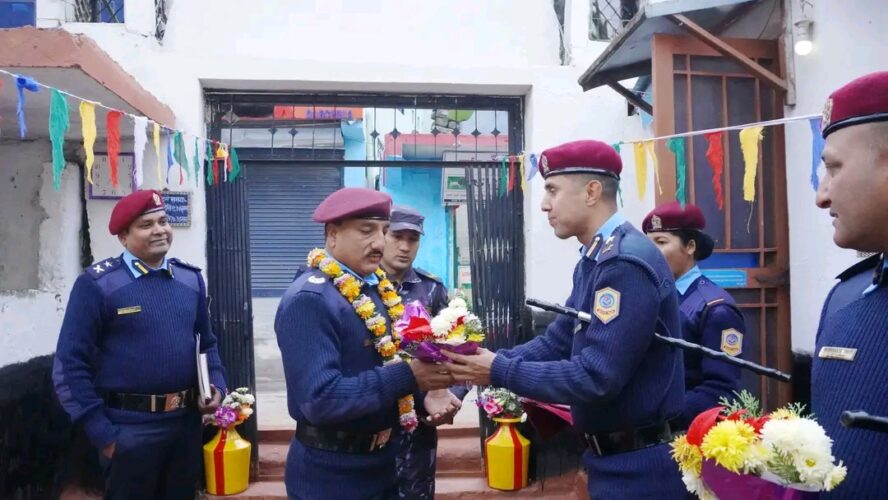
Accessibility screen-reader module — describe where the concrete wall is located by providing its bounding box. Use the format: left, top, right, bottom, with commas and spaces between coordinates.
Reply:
0, 140, 82, 367
782, 0, 888, 353
0, 141, 46, 290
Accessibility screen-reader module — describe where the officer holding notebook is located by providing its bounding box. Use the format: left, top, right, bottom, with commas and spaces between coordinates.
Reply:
53, 189, 227, 500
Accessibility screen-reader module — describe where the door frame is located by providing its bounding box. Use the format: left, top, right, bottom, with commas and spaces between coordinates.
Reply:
651, 33, 792, 407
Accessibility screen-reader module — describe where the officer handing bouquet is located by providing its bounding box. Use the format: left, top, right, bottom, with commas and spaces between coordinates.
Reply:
396, 296, 485, 362
671, 391, 847, 499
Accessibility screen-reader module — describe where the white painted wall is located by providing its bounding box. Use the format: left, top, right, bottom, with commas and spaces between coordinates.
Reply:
0, 141, 82, 367
782, 0, 888, 354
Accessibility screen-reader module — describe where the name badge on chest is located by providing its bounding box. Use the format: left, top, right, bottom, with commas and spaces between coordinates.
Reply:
117, 306, 142, 315
818, 346, 857, 362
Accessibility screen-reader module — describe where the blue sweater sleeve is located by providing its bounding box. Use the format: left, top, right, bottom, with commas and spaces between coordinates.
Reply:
53, 274, 117, 449
685, 304, 744, 420
490, 261, 658, 404
196, 273, 227, 393
275, 291, 418, 425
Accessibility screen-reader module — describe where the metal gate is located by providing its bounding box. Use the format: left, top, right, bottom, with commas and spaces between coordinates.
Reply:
465, 162, 528, 351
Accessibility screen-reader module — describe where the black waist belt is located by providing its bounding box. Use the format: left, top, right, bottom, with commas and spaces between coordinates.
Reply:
584, 417, 681, 457
103, 389, 195, 413
295, 422, 393, 454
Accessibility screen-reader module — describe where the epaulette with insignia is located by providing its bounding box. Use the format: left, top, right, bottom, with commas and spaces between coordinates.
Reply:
836, 253, 881, 281
597, 232, 623, 261
414, 267, 443, 283
293, 269, 329, 294
169, 258, 202, 272
85, 257, 122, 279
696, 277, 733, 306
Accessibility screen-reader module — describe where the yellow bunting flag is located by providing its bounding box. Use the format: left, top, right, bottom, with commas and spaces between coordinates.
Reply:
632, 142, 648, 200
79, 101, 97, 184
644, 140, 662, 195
153, 122, 162, 186
739, 126, 764, 202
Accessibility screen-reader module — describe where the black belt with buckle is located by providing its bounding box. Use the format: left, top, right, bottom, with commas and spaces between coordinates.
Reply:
102, 389, 195, 413
584, 417, 682, 457
295, 422, 393, 454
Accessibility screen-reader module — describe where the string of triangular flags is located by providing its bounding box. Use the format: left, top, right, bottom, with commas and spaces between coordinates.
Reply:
503, 112, 825, 206
0, 69, 240, 191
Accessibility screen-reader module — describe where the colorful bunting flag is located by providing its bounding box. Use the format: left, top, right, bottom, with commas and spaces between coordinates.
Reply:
527, 154, 538, 181
229, 147, 241, 182
133, 116, 148, 188
206, 140, 215, 186
703, 132, 725, 210
632, 142, 647, 200
174, 131, 188, 185
166, 129, 174, 185
507, 156, 516, 192
16, 75, 39, 139
739, 126, 764, 202
79, 101, 97, 184
666, 137, 687, 207
611, 143, 621, 154
107, 110, 122, 188
809, 118, 825, 191
193, 137, 202, 187
153, 122, 162, 186
49, 89, 69, 191
644, 141, 661, 195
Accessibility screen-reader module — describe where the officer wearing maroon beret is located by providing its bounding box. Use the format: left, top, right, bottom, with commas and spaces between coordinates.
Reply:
643, 202, 745, 425
53, 189, 227, 499
812, 71, 888, 497
274, 188, 453, 499
443, 140, 687, 498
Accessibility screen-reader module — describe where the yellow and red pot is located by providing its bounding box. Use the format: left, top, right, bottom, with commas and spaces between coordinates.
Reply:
203, 424, 251, 495
484, 416, 530, 491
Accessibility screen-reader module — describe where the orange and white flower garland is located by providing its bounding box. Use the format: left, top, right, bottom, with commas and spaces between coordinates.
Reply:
307, 249, 416, 431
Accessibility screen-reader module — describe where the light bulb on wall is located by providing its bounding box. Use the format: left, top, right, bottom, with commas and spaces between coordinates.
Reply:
794, 19, 814, 56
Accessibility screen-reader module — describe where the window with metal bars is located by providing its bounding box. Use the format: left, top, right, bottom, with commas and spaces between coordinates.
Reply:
73, 0, 124, 23
588, 0, 638, 41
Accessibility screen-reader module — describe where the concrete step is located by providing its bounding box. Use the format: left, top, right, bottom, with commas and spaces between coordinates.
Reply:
257, 442, 289, 481
202, 481, 286, 499
436, 435, 484, 476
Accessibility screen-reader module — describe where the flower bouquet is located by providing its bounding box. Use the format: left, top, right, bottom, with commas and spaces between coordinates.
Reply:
477, 387, 524, 420
395, 296, 485, 363
209, 387, 256, 428
671, 391, 847, 500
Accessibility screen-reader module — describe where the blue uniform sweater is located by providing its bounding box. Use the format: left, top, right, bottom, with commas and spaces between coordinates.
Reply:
490, 222, 687, 498
679, 276, 744, 423
53, 256, 227, 450
812, 256, 888, 498
275, 268, 418, 499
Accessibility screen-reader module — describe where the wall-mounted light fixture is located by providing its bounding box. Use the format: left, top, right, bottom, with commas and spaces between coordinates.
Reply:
794, 19, 814, 56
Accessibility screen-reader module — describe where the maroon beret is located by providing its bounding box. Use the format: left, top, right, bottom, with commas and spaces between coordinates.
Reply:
313, 187, 392, 223
642, 201, 706, 234
538, 140, 622, 179
109, 189, 165, 235
822, 71, 888, 138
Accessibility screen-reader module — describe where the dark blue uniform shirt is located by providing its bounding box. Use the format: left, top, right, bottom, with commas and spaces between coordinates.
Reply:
812, 254, 888, 498
490, 217, 686, 498
676, 268, 744, 423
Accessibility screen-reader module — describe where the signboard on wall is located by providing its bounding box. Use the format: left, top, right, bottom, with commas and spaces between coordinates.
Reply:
442, 167, 467, 204
161, 191, 192, 227
87, 153, 135, 200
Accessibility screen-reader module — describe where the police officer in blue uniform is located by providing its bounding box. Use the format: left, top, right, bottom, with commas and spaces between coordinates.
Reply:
444, 140, 687, 498
381, 205, 467, 499
643, 202, 745, 425
274, 188, 455, 500
53, 189, 227, 500
811, 71, 888, 497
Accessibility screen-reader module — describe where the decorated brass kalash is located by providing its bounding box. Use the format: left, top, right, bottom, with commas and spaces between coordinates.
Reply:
203, 388, 255, 495
476, 387, 530, 491
526, 298, 792, 383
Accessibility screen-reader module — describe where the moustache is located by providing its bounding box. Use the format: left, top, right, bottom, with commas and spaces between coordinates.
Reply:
366, 252, 383, 259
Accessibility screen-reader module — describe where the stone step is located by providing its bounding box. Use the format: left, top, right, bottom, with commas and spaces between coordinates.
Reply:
257, 442, 289, 481
436, 435, 484, 476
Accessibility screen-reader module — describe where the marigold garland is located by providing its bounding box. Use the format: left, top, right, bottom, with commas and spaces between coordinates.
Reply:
307, 248, 418, 432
